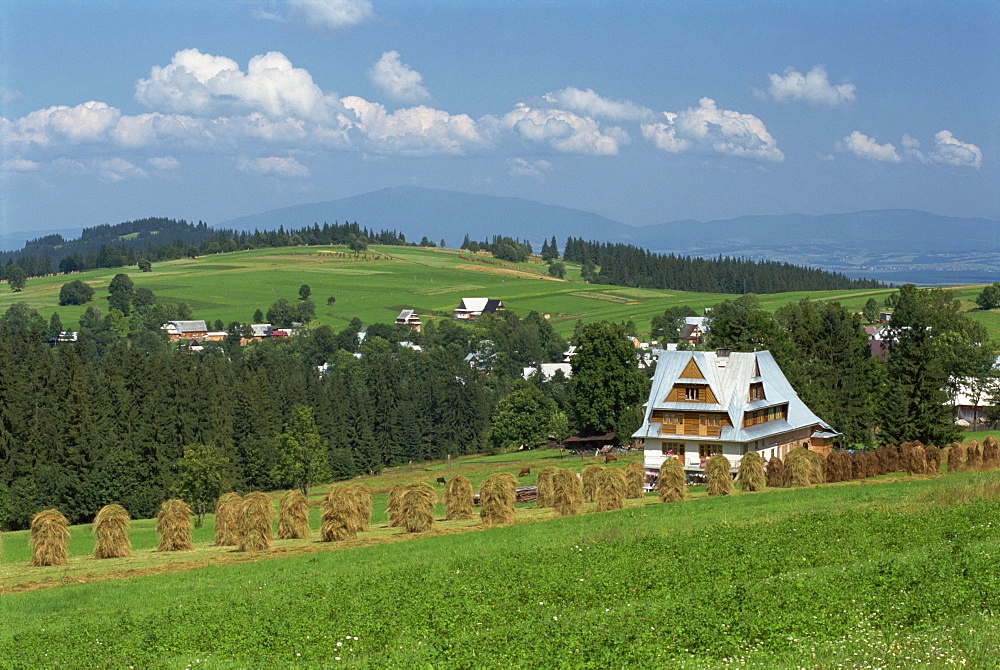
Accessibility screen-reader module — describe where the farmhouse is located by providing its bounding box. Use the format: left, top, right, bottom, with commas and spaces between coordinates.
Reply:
395, 309, 423, 331
633, 349, 839, 488
161, 320, 209, 342
453, 297, 504, 320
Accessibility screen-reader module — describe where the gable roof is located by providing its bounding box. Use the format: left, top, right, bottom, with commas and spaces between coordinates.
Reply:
633, 349, 836, 442
162, 320, 208, 333
456, 298, 504, 313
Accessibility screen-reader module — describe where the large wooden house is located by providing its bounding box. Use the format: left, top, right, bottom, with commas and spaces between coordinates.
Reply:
633, 349, 839, 487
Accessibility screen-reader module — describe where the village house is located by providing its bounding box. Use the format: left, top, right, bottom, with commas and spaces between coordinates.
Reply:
453, 297, 504, 321
395, 309, 423, 331
161, 320, 209, 342
633, 349, 839, 490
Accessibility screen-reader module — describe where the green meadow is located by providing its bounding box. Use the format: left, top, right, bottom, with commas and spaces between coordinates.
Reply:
4, 244, 996, 339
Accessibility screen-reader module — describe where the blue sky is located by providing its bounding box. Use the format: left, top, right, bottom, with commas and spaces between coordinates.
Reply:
1, 0, 996, 243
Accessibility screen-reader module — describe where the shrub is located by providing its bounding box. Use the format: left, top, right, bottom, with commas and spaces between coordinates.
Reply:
947, 442, 965, 473
277, 490, 310, 540
581, 465, 604, 502
401, 483, 436, 533
236, 492, 273, 552
552, 469, 583, 516
657, 458, 687, 502
444, 476, 475, 520
705, 454, 734, 496
93, 504, 131, 559
213, 492, 242, 546
156, 499, 193, 552
624, 461, 645, 499
765, 455, 784, 487
480, 473, 517, 526
30, 509, 70, 567
535, 467, 559, 508
737, 451, 766, 491
595, 468, 627, 512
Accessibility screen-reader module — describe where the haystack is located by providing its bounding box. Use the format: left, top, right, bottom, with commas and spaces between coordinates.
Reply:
156, 499, 193, 552
983, 436, 999, 469
277, 490, 310, 540
783, 448, 823, 488
236, 491, 273, 552
624, 461, 645, 499
765, 455, 785, 487
552, 469, 583, 516
347, 484, 372, 533
595, 468, 627, 512
657, 458, 687, 502
93, 504, 131, 559
924, 444, 942, 475
444, 475, 475, 520
535, 467, 559, 507
581, 465, 604, 502
480, 473, 517, 526
386, 484, 405, 528
213, 492, 242, 545
947, 442, 965, 473
737, 451, 766, 492
966, 439, 983, 470
401, 483, 436, 533
851, 451, 868, 479
30, 509, 70, 567
705, 454, 734, 496
321, 485, 355, 542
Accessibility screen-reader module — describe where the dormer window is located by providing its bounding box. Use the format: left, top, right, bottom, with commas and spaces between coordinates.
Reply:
749, 382, 765, 402
685, 387, 701, 401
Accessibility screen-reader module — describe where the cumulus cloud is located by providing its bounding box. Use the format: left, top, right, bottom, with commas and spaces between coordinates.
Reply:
764, 65, 856, 106
236, 155, 311, 178
135, 49, 344, 123
368, 51, 431, 104
541, 87, 652, 122
286, 0, 373, 34
341, 96, 484, 155
148, 155, 180, 170
840, 131, 901, 162
929, 130, 982, 168
641, 98, 783, 162
4, 101, 121, 146
507, 157, 551, 182
498, 103, 628, 155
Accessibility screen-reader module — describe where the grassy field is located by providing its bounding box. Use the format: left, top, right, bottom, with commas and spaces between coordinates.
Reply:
4, 244, 997, 339
2, 441, 1000, 668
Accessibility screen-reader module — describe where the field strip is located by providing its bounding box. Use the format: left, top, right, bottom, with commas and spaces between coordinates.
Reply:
411, 284, 485, 296
454, 263, 558, 280
567, 291, 639, 303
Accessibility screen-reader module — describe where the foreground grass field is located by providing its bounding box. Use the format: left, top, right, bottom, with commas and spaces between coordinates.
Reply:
3, 243, 997, 339
3, 445, 1000, 668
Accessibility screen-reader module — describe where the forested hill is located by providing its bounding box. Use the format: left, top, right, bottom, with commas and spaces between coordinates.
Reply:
563, 238, 884, 292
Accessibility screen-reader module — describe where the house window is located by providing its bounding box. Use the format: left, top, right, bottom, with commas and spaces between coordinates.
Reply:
663, 412, 682, 425
748, 382, 765, 402
661, 442, 685, 457
698, 444, 721, 458
684, 387, 701, 401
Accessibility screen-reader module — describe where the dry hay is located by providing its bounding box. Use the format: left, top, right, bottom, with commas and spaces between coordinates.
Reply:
822, 452, 837, 483
386, 484, 405, 528
983, 436, 999, 469
236, 491, 273, 552
535, 467, 559, 508
156, 499, 193, 552
480, 473, 517, 526
30, 509, 70, 567
552, 468, 583, 516
765, 455, 785, 487
93, 504, 132, 559
864, 450, 883, 477
347, 484, 372, 533
830, 451, 852, 482
705, 454, 734, 496
783, 448, 823, 488
321, 485, 355, 542
444, 475, 475, 520
595, 468, 627, 512
401, 483, 436, 533
737, 451, 766, 492
947, 442, 965, 473
908, 444, 928, 476
624, 461, 645, 499
924, 444, 942, 475
851, 451, 869, 479
966, 439, 983, 470
213, 492, 242, 546
657, 458, 687, 502
581, 465, 604, 502
277, 490, 310, 540
876, 444, 899, 474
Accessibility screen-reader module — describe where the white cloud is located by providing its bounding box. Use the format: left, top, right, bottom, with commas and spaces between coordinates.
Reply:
236, 155, 311, 178
4, 101, 121, 146
96, 157, 147, 182
341, 96, 485, 155
508, 157, 551, 182
764, 65, 856, 106
258, 0, 374, 34
369, 51, 431, 104
1, 86, 23, 104
929, 130, 982, 168
840, 131, 901, 162
148, 155, 180, 170
541, 87, 653, 122
499, 103, 628, 155
641, 98, 783, 162
135, 49, 344, 123
1, 157, 38, 172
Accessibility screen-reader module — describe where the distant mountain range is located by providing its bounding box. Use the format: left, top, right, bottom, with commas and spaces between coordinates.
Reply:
219, 186, 1000, 285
